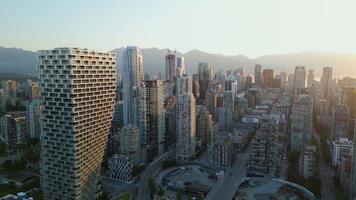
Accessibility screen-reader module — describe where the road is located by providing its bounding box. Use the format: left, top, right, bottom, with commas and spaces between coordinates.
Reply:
312, 127, 336, 200
136, 150, 175, 200
205, 143, 252, 200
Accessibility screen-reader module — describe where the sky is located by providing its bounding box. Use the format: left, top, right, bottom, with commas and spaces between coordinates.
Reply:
1, 0, 356, 58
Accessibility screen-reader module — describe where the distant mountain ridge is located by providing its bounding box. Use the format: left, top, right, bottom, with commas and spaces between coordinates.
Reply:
1, 46, 356, 77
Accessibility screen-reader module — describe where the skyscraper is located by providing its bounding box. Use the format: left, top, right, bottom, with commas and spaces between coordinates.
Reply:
38, 48, 116, 199
176, 93, 196, 161
307, 70, 315, 89
254, 64, 262, 86
26, 99, 40, 139
291, 94, 313, 151
198, 62, 213, 101
321, 67, 333, 99
176, 57, 185, 77
1, 112, 27, 154
331, 104, 349, 140
196, 106, 213, 147
280, 71, 287, 89
123, 46, 144, 125
350, 124, 356, 199
138, 80, 165, 162
294, 66, 306, 90
262, 69, 274, 87
165, 51, 176, 81
120, 124, 141, 165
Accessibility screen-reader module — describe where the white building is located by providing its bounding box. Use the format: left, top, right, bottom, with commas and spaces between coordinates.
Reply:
299, 144, 317, 178
332, 137, 353, 167
176, 93, 196, 161
26, 100, 40, 139
107, 154, 133, 183
38, 48, 116, 199
123, 46, 144, 125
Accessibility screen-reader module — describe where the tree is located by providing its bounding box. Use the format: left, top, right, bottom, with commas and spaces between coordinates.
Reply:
148, 176, 157, 194
2, 159, 13, 170
176, 190, 183, 200
197, 194, 204, 200
157, 185, 165, 197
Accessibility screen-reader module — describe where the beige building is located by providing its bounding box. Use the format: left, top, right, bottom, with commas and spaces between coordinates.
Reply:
38, 48, 116, 200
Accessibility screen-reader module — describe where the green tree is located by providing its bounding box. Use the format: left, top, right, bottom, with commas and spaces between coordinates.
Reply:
148, 176, 157, 194
176, 190, 183, 200
2, 159, 13, 170
157, 185, 165, 197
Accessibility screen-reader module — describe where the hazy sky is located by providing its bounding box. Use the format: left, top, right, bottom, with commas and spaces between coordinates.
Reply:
1, 0, 356, 57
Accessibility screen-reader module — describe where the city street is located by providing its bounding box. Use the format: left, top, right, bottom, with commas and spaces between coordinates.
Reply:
205, 143, 252, 200
312, 127, 336, 200
136, 150, 175, 200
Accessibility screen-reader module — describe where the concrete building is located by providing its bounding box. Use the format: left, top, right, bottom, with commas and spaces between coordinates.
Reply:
165, 51, 176, 81
26, 100, 40, 139
307, 70, 314, 89
291, 95, 313, 151
207, 126, 234, 170
287, 73, 295, 92
350, 126, 356, 199
176, 57, 185, 77
198, 62, 213, 101
262, 69, 274, 88
138, 80, 165, 162
254, 64, 262, 86
0, 112, 27, 154
120, 124, 141, 165
331, 104, 349, 140
299, 144, 317, 179
123, 46, 144, 125
38, 48, 116, 199
112, 100, 124, 126
321, 67, 333, 99
196, 105, 213, 148
332, 137, 353, 167
294, 66, 306, 91
176, 93, 196, 161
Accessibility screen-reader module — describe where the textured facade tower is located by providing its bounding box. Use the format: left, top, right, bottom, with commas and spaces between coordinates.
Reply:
123, 46, 144, 125
138, 80, 165, 162
38, 48, 116, 200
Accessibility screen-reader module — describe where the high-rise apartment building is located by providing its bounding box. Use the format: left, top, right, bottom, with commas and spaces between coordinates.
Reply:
307, 70, 315, 89
38, 48, 116, 199
291, 94, 313, 151
262, 69, 274, 87
1, 112, 27, 154
138, 80, 165, 162
120, 124, 141, 165
331, 104, 349, 140
294, 66, 306, 90
196, 105, 213, 147
321, 67, 333, 99
123, 46, 144, 125
350, 125, 356, 199
165, 51, 176, 81
176, 57, 185, 77
26, 99, 41, 139
176, 93, 196, 161
198, 62, 213, 101
254, 64, 262, 86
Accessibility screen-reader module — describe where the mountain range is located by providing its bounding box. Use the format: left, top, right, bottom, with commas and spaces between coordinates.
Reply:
1, 46, 356, 78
